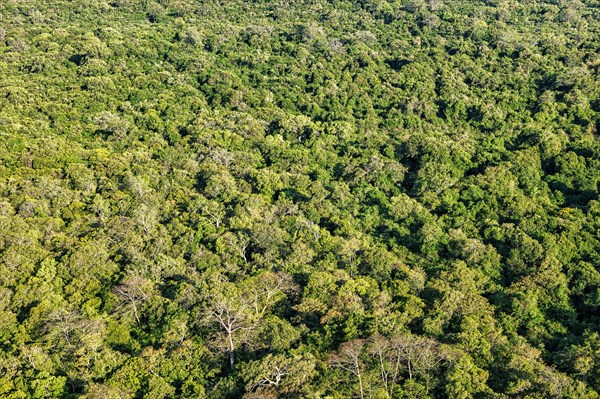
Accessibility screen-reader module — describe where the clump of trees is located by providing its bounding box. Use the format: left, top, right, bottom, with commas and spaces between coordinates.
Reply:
1, 0, 600, 397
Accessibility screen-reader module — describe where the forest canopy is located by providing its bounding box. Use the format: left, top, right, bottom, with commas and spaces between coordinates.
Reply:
1, 0, 600, 397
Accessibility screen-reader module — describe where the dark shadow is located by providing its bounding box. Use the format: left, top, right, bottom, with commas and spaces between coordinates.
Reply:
276, 188, 309, 202
195, 171, 208, 193
17, 300, 40, 323
549, 181, 597, 206
93, 129, 113, 139
159, 274, 193, 300
68, 54, 86, 66
65, 377, 86, 395
385, 58, 410, 71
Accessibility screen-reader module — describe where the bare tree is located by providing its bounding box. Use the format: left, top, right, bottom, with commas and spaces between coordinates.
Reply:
243, 354, 317, 396
368, 335, 400, 398
389, 334, 444, 381
113, 275, 154, 326
133, 203, 158, 235
202, 281, 255, 368
252, 365, 289, 390
367, 334, 447, 397
202, 273, 296, 368
45, 308, 82, 349
221, 231, 250, 262
330, 339, 366, 399
197, 197, 226, 228
243, 272, 297, 318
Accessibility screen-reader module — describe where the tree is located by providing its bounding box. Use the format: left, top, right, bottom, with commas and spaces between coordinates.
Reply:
240, 272, 297, 318
241, 353, 316, 396
201, 276, 255, 368
330, 339, 367, 399
113, 275, 155, 326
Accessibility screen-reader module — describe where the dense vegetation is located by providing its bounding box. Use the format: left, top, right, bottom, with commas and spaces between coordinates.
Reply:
1, 0, 600, 397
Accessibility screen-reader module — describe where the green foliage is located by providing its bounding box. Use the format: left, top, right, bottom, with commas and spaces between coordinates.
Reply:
1, 0, 600, 396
